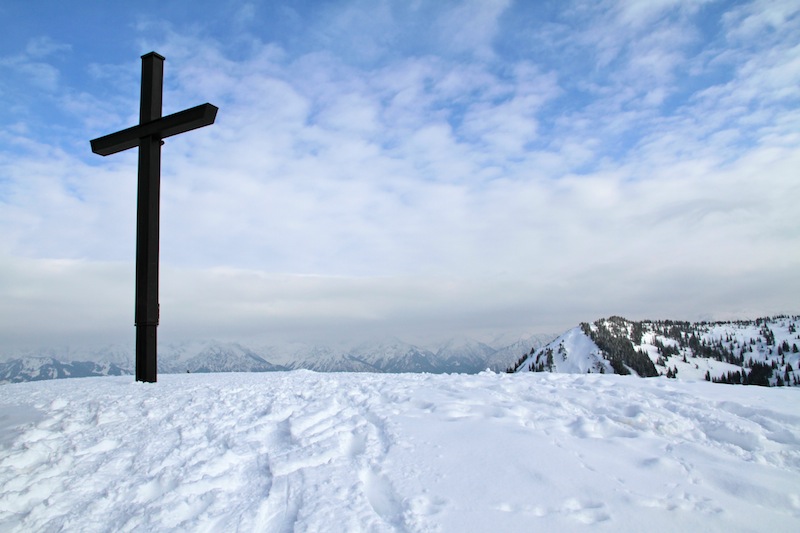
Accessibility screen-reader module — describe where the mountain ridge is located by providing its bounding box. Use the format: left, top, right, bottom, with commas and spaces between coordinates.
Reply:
0, 332, 555, 384
509, 315, 800, 387
4, 315, 798, 386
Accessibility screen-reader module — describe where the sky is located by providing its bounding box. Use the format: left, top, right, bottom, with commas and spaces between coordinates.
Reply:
0, 0, 798, 351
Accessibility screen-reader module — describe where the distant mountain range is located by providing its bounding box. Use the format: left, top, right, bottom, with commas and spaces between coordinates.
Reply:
0, 333, 554, 384
509, 315, 800, 387
4, 315, 798, 387
0, 358, 130, 384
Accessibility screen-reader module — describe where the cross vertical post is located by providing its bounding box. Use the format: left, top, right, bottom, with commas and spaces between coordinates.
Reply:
90, 52, 218, 383
135, 52, 164, 383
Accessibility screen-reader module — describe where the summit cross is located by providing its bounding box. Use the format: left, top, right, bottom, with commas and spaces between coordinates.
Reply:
90, 52, 218, 383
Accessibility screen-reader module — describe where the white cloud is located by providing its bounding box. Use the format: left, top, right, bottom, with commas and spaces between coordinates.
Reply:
0, 0, 798, 350
723, 0, 800, 41
24, 36, 71, 58
615, 0, 713, 27
0, 37, 72, 95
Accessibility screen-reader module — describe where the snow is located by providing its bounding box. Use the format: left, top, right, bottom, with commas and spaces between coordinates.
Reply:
553, 327, 612, 374
1, 371, 799, 532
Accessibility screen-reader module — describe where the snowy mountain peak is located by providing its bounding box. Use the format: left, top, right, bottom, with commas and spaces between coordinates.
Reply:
511, 316, 800, 387
520, 326, 612, 375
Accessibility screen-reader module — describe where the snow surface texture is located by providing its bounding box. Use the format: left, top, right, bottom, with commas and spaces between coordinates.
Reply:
1, 372, 799, 532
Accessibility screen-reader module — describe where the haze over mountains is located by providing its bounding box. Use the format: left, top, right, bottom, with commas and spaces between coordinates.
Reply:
2, 315, 798, 387
0, 333, 555, 384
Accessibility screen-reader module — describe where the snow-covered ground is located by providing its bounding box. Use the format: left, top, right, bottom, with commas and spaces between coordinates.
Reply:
1, 371, 799, 532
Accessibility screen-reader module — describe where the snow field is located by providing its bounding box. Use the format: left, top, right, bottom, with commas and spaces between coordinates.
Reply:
1, 371, 799, 532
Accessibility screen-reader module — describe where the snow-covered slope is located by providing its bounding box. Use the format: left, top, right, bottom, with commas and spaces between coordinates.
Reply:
512, 316, 800, 387
511, 326, 613, 374
1, 372, 798, 531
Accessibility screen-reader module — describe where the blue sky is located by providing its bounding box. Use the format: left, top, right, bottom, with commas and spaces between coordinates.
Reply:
1, 0, 798, 350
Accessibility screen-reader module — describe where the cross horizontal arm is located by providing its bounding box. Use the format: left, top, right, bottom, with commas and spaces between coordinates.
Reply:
90, 103, 218, 156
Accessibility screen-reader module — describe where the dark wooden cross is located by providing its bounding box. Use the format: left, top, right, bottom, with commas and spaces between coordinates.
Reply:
90, 52, 218, 382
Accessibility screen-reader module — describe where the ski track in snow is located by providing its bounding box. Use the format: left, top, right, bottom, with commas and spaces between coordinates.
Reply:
0, 372, 799, 532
